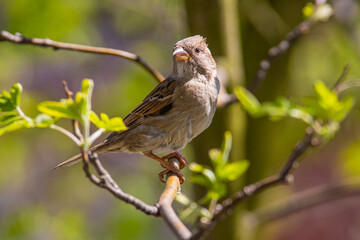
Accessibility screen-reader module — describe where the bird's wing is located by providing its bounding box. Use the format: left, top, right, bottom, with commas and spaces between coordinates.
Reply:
123, 77, 176, 129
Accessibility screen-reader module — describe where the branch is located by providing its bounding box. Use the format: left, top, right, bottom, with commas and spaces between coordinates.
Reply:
217, 2, 332, 108
158, 159, 192, 240
84, 153, 192, 239
256, 178, 360, 225
85, 152, 160, 215
0, 30, 164, 83
247, 20, 313, 92
216, 19, 313, 108
191, 128, 315, 239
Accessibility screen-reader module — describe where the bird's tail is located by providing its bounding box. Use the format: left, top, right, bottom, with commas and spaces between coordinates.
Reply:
53, 153, 82, 169
53, 141, 108, 169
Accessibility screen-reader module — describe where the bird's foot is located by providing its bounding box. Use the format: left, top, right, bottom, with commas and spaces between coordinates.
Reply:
144, 152, 186, 184
161, 152, 188, 169
158, 161, 185, 184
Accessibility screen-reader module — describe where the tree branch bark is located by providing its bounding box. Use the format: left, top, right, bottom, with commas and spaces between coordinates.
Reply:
0, 30, 164, 82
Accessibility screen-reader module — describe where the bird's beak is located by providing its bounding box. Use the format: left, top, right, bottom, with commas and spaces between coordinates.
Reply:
173, 47, 190, 61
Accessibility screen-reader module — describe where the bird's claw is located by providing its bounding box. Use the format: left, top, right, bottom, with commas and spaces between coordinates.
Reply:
161, 152, 188, 169
158, 161, 185, 184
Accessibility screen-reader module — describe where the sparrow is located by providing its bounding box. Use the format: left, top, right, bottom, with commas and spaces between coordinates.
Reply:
55, 35, 220, 183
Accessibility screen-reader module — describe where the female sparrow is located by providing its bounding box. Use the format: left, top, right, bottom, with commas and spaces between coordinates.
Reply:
55, 35, 220, 183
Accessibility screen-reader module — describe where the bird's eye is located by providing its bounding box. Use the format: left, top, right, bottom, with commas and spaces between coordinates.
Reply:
195, 48, 200, 53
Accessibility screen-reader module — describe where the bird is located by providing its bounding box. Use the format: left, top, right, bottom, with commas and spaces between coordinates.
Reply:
55, 35, 220, 183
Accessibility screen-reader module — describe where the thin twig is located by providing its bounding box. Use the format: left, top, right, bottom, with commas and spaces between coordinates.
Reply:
50, 124, 82, 146
85, 152, 160, 216
256, 178, 360, 225
191, 128, 315, 239
216, 20, 313, 108
0, 30, 164, 82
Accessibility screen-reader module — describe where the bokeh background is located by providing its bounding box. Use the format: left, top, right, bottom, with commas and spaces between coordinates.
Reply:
1, 0, 360, 239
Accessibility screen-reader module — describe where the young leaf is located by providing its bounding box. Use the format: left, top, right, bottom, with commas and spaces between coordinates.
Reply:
234, 86, 263, 117
208, 148, 222, 167
218, 161, 249, 181
0, 119, 28, 136
189, 162, 205, 173
190, 175, 213, 189
0, 113, 20, 126
10, 83, 22, 107
37, 99, 80, 120
89, 111, 101, 127
90, 112, 126, 132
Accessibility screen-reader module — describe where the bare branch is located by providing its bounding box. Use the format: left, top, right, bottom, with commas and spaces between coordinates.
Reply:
85, 152, 160, 216
191, 128, 315, 239
256, 178, 360, 225
0, 30, 165, 83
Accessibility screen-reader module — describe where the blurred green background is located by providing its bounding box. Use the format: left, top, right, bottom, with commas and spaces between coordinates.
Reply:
1, 0, 360, 239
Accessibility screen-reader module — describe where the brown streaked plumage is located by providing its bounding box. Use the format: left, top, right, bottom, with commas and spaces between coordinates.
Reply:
55, 35, 220, 183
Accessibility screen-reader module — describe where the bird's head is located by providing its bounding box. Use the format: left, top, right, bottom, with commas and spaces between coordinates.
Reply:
172, 35, 216, 80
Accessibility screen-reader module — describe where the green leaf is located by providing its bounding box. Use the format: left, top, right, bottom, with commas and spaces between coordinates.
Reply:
189, 162, 205, 173
0, 91, 15, 112
79, 78, 93, 121
37, 99, 80, 120
234, 86, 263, 117
208, 148, 222, 167
90, 112, 126, 132
0, 113, 20, 126
220, 131, 232, 165
34, 114, 55, 128
334, 95, 353, 122
104, 117, 126, 132
89, 111, 101, 127
262, 97, 291, 121
218, 161, 249, 181
201, 183, 227, 203
314, 81, 338, 111
10, 83, 22, 107
0, 84, 23, 112
190, 175, 212, 189
0, 119, 28, 136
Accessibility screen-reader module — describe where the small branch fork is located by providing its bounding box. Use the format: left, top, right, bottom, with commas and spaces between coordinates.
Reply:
82, 152, 192, 239
217, 15, 316, 108
190, 128, 315, 239
0, 30, 164, 83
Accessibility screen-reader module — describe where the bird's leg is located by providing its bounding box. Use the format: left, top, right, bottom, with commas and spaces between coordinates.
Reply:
160, 151, 188, 169
144, 152, 185, 184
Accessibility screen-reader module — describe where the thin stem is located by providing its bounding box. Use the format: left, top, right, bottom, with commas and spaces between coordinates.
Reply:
50, 124, 81, 146
88, 128, 105, 145
16, 106, 33, 125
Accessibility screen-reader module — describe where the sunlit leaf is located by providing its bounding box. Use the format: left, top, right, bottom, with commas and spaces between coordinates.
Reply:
0, 113, 20, 126
10, 83, 22, 107
218, 161, 249, 181
208, 148, 222, 167
189, 162, 205, 173
190, 175, 212, 188
234, 86, 263, 117
334, 95, 353, 122
90, 112, 126, 132
0, 91, 16, 112
37, 100, 80, 120
220, 131, 232, 165
0, 119, 28, 136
